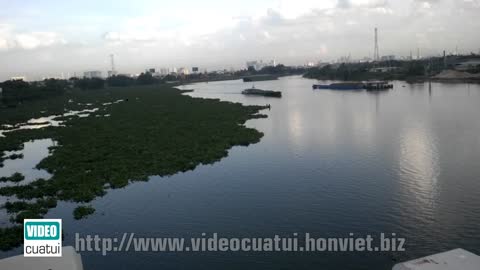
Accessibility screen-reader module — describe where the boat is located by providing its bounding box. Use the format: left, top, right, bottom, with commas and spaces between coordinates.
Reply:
242, 86, 282, 97
312, 81, 394, 91
364, 81, 393, 91
312, 82, 364, 90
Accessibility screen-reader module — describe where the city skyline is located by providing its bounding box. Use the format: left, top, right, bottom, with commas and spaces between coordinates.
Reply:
1, 0, 480, 80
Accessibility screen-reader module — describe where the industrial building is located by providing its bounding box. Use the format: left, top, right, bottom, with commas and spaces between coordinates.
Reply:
83, 71, 102, 79
246, 59, 276, 71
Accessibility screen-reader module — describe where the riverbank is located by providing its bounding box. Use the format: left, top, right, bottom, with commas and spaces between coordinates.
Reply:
303, 60, 480, 84
0, 84, 267, 250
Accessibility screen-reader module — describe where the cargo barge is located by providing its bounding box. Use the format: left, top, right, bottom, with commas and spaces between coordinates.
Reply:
242, 87, 282, 97
312, 81, 393, 91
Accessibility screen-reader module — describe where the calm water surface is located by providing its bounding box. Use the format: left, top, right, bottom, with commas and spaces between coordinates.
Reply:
2, 76, 480, 269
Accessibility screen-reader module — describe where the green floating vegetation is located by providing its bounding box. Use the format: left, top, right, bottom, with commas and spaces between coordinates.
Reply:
0, 226, 23, 251
0, 84, 267, 250
0, 172, 25, 183
4, 198, 57, 214
6, 153, 24, 160
73, 205, 95, 220
0, 153, 24, 168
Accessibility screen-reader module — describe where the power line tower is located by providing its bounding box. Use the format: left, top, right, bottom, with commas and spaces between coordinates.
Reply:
374, 27, 379, 61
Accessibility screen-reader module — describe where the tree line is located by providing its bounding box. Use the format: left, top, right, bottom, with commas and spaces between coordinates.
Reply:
0, 79, 68, 106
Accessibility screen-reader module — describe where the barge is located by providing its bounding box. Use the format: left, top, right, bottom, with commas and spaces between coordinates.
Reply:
312, 81, 393, 91
242, 87, 282, 97
312, 82, 364, 90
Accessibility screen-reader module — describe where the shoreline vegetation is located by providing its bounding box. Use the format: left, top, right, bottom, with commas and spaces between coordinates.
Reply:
73, 205, 96, 220
0, 82, 268, 251
303, 56, 480, 83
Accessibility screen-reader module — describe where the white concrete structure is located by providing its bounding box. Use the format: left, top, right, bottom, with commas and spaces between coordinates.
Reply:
178, 67, 189, 75
0, 246, 83, 270
393, 249, 480, 270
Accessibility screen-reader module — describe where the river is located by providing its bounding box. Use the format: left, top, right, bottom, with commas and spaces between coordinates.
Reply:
2, 76, 480, 269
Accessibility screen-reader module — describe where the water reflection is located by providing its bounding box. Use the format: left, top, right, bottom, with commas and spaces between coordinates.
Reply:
287, 109, 303, 146
0, 139, 55, 225
0, 109, 99, 137
397, 125, 440, 212
0, 139, 55, 184
0, 99, 125, 137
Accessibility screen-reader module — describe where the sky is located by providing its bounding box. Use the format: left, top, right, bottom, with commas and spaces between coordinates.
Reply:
0, 0, 479, 80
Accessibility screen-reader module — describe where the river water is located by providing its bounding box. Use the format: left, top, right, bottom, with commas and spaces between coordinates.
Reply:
1, 76, 480, 269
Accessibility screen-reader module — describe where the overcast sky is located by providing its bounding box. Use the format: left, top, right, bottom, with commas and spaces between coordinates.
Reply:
0, 0, 479, 80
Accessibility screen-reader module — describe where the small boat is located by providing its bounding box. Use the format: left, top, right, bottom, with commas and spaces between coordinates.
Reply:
312, 82, 364, 90
242, 86, 282, 97
364, 81, 393, 91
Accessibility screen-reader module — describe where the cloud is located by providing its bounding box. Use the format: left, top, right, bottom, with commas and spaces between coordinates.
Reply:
2, 0, 480, 80
15, 32, 66, 50
103, 31, 160, 43
0, 24, 66, 51
95, 0, 479, 64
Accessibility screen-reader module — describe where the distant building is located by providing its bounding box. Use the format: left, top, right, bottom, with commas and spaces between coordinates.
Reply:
83, 71, 102, 79
337, 55, 351, 63
169, 67, 177, 74
359, 57, 372, 63
147, 68, 156, 74
107, 70, 118, 77
158, 68, 169, 76
178, 67, 189, 75
369, 67, 399, 73
246, 59, 276, 71
246, 61, 257, 70
306, 61, 329, 67
10, 76, 26, 81
192, 67, 199, 73
381, 55, 396, 61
